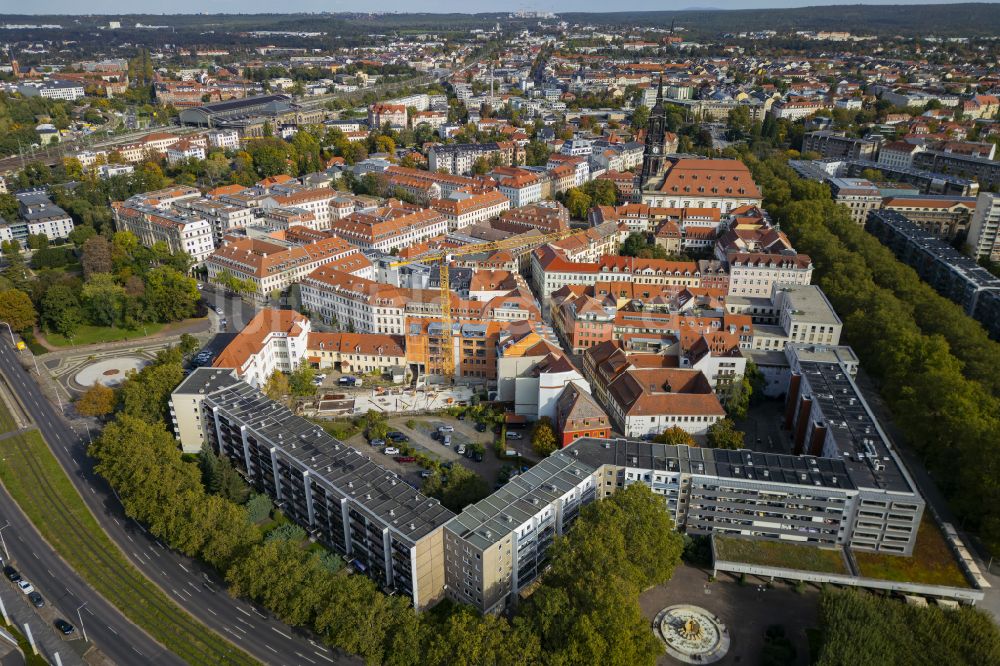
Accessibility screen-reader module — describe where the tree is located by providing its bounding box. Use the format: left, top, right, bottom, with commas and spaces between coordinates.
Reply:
0, 289, 37, 332
0, 193, 16, 221
288, 365, 317, 396
656, 426, 695, 446
422, 464, 489, 513
144, 267, 199, 322
531, 416, 558, 457
179, 333, 200, 357
263, 370, 290, 401
118, 359, 184, 423
365, 410, 389, 440
707, 418, 745, 450
471, 156, 490, 175
81, 235, 113, 279
81, 273, 126, 327
725, 373, 752, 419
631, 104, 650, 130
564, 188, 592, 219
76, 382, 116, 418
26, 233, 49, 250
41, 285, 83, 337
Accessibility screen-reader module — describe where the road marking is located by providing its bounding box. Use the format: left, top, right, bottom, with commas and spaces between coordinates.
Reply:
314, 651, 335, 663
309, 640, 328, 652
230, 624, 247, 634
178, 563, 189, 573
126, 535, 134, 543
294, 651, 317, 664
236, 616, 253, 628
132, 647, 144, 656
107, 625, 118, 635
31, 551, 38, 559
112, 518, 120, 525
187, 581, 199, 591
236, 607, 252, 618
160, 570, 168, 577
171, 588, 184, 600
265, 645, 278, 654
252, 608, 267, 618
206, 608, 217, 616
85, 607, 94, 616
271, 626, 293, 640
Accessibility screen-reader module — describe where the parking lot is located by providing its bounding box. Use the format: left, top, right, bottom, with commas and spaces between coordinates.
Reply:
343, 414, 523, 491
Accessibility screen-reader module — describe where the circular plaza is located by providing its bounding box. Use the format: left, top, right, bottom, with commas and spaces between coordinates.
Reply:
654, 604, 731, 664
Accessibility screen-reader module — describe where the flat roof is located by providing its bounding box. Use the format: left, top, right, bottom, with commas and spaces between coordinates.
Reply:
205, 382, 454, 544
777, 284, 843, 326
794, 357, 917, 495
445, 453, 596, 550
173, 367, 238, 396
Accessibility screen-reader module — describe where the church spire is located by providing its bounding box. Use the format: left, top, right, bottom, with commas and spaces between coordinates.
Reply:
653, 75, 665, 111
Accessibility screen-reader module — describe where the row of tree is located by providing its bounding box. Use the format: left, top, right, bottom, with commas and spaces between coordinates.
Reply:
88, 343, 684, 665
816, 587, 1000, 665
745, 151, 1000, 552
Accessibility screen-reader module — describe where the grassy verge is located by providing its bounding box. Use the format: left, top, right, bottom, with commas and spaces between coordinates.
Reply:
0, 429, 257, 665
0, 399, 17, 435
714, 535, 850, 575
853, 516, 970, 588
44, 322, 167, 347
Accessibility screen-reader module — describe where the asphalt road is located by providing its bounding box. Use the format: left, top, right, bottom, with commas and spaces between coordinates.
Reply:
0, 341, 357, 666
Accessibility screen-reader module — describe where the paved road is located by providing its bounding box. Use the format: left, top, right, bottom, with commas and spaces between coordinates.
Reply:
0, 479, 177, 665
0, 342, 357, 665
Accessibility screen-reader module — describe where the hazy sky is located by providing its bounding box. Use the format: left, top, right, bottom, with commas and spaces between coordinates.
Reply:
9, 0, 998, 16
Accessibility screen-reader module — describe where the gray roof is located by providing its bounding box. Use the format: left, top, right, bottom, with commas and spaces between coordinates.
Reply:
795, 358, 916, 494
173, 367, 238, 396
205, 382, 454, 544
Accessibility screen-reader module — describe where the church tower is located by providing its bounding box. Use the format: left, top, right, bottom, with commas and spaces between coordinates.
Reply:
640, 76, 669, 188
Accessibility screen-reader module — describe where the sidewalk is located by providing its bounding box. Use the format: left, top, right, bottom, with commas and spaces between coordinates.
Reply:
0, 572, 86, 666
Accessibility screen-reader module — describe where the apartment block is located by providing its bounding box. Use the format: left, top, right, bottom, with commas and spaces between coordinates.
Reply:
802, 131, 880, 160
112, 201, 215, 263
967, 192, 1000, 262
828, 177, 882, 225
212, 309, 311, 388
867, 210, 1000, 340
727, 284, 843, 351
881, 195, 976, 240
727, 253, 814, 297
328, 201, 448, 252
201, 382, 453, 610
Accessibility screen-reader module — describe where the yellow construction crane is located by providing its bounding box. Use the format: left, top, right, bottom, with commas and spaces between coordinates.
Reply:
389, 227, 577, 378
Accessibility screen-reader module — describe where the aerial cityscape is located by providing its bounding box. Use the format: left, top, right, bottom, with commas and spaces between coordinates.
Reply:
0, 3, 999, 665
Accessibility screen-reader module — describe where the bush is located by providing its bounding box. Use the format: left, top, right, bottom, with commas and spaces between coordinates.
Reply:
265, 522, 307, 543
245, 494, 273, 523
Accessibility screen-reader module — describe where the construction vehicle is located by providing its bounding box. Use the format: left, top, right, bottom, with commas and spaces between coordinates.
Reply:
389, 227, 577, 378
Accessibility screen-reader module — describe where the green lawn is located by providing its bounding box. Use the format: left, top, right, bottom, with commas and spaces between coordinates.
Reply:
714, 535, 850, 575
0, 399, 17, 435
44, 322, 167, 347
854, 516, 970, 588
0, 429, 258, 666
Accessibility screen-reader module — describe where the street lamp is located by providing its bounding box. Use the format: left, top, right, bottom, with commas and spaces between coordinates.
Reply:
0, 522, 9, 561
76, 602, 88, 642
0, 321, 14, 346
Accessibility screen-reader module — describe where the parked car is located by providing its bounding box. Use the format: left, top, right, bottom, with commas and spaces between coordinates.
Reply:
387, 432, 409, 443
419, 470, 433, 479
473, 452, 484, 462
17, 580, 34, 595
504, 449, 518, 457
28, 592, 44, 608
369, 438, 385, 447
456, 413, 466, 421
441, 434, 451, 446
394, 456, 416, 463
475, 422, 488, 432
505, 431, 522, 440
314, 373, 327, 381
54, 619, 74, 635
431, 431, 441, 440
438, 425, 454, 433
3, 566, 19, 582
456, 444, 466, 455
196, 283, 204, 289
215, 307, 224, 315
384, 447, 400, 456
337, 376, 356, 386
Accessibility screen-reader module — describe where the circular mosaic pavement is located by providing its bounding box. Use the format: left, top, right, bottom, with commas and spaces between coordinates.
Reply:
653, 604, 730, 664
74, 356, 149, 388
